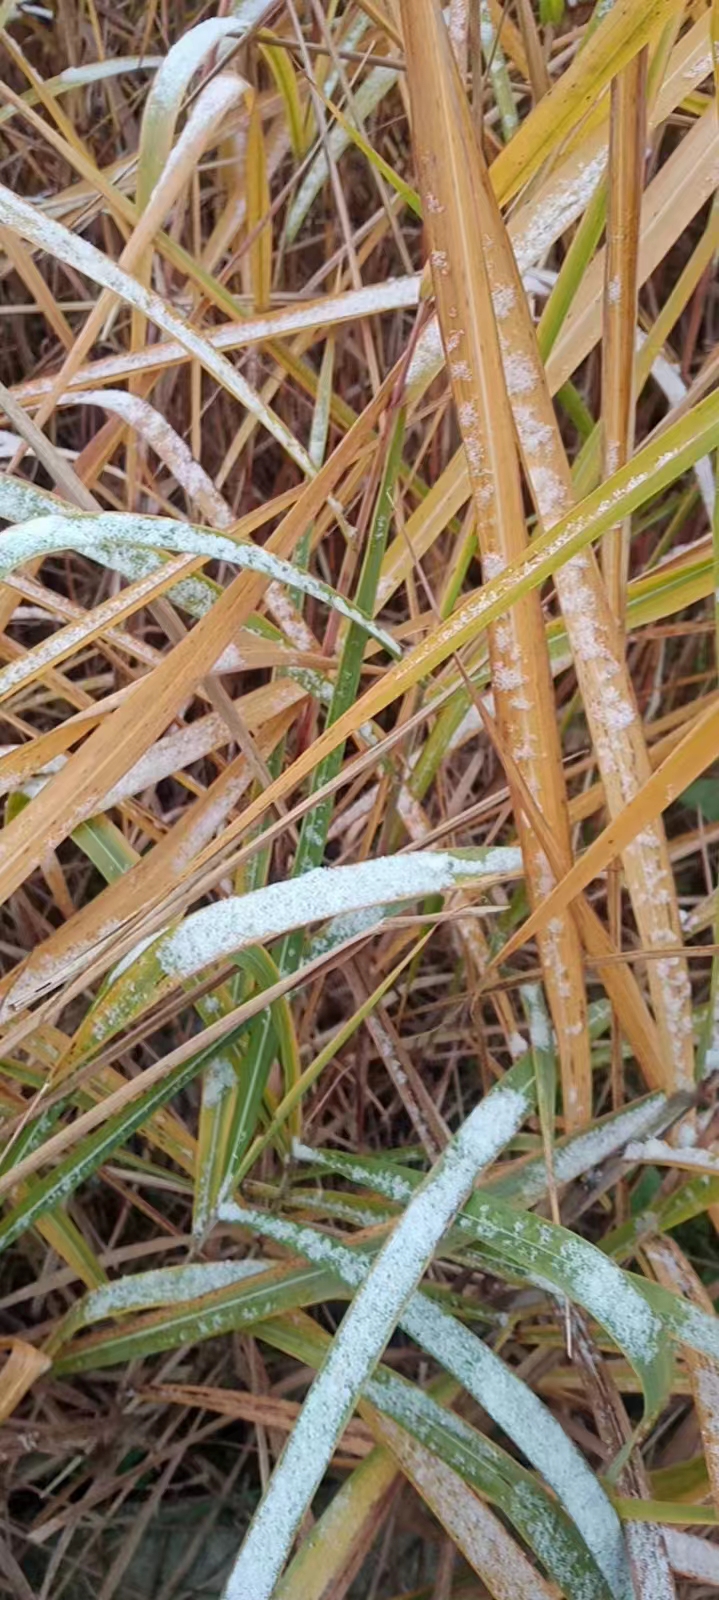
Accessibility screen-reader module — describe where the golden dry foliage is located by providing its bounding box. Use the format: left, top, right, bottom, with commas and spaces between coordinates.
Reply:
0, 2, 718, 1597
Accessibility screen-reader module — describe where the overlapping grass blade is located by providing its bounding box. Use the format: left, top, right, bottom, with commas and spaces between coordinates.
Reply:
219, 1060, 534, 1600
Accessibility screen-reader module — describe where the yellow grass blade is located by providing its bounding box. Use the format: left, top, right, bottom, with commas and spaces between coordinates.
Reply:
0, 1339, 50, 1425
494, 691, 719, 972
400, 0, 590, 1125
490, 0, 685, 206
246, 97, 272, 312
362, 1411, 559, 1600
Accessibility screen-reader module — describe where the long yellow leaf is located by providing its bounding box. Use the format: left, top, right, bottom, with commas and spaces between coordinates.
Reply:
490, 0, 685, 205
400, 0, 590, 1125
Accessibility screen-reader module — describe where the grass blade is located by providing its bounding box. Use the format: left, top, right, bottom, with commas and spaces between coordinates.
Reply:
219, 1061, 534, 1600
401, 0, 591, 1126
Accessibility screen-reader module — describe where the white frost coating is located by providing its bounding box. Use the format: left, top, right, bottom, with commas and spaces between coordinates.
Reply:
0, 625, 87, 701
111, 930, 170, 982
449, 1202, 671, 1381
511, 149, 608, 275
600, 683, 636, 733
406, 269, 564, 397
99, 685, 304, 810
223, 1192, 630, 1600
503, 354, 535, 397
558, 1239, 662, 1360
624, 1137, 719, 1175
80, 1259, 267, 1323
482, 551, 507, 579
534, 851, 555, 901
457, 399, 479, 430
68, 390, 234, 529
493, 662, 526, 692
201, 1055, 237, 1109
703, 980, 719, 1076
148, 849, 523, 981
138, 6, 271, 195
219, 1079, 529, 1600
660, 1294, 719, 1364
0, 182, 314, 477
520, 984, 552, 1055
514, 405, 554, 454
448, 0, 469, 60
497, 1096, 670, 1205
402, 1298, 631, 1600
0, 513, 398, 658
403, 316, 445, 395
291, 1140, 412, 1203
0, 432, 79, 465
531, 466, 566, 520
144, 71, 247, 213
294, 1113, 691, 1376
169, 767, 255, 872
367, 1020, 434, 1152
224, 1205, 366, 1291
362, 1370, 588, 1595
386, 1435, 551, 1600
42, 56, 164, 89
0, 474, 62, 523
663, 1529, 719, 1585
492, 284, 516, 320
304, 903, 388, 962
263, 584, 315, 652
12, 279, 423, 402
625, 1522, 675, 1600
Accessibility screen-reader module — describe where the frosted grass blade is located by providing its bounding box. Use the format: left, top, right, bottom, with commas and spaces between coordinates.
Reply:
66, 847, 522, 1063
222, 1197, 631, 1599
0, 513, 398, 657
219, 1061, 534, 1600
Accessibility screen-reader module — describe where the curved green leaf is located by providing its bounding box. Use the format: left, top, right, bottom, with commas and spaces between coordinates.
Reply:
0, 513, 398, 658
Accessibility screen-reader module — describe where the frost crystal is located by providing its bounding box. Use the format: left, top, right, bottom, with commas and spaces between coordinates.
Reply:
430, 248, 450, 275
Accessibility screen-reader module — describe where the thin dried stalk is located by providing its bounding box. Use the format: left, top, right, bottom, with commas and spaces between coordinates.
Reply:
602, 49, 647, 622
